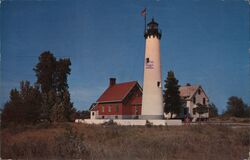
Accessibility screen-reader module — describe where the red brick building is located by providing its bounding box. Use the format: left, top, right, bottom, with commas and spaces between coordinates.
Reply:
90, 78, 142, 119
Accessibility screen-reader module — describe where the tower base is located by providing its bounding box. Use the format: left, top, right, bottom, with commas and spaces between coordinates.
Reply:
139, 115, 164, 120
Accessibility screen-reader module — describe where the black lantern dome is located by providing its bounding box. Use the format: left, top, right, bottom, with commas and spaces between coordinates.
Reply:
144, 18, 162, 39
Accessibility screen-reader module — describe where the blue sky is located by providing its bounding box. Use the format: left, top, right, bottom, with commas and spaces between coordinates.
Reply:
1, 0, 249, 113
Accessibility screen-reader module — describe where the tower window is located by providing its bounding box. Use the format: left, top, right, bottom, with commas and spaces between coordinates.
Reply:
157, 81, 161, 87
146, 58, 149, 63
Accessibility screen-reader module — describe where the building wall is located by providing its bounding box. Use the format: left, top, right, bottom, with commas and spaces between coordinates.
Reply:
95, 86, 142, 119
123, 87, 142, 116
187, 87, 209, 119
192, 88, 208, 106
142, 36, 164, 119
90, 111, 97, 119
95, 115, 140, 119
97, 102, 123, 116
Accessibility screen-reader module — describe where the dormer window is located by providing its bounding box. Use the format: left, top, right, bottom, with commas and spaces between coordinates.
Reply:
198, 89, 201, 95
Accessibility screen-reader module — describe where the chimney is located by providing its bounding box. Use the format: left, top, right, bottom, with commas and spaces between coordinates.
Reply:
186, 83, 191, 86
109, 78, 116, 86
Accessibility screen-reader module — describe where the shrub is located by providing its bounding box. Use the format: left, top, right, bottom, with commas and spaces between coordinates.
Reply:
239, 130, 250, 146
54, 125, 89, 159
145, 120, 153, 128
102, 119, 117, 126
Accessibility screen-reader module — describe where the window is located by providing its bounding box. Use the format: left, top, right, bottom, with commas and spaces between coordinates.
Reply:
101, 106, 104, 112
146, 58, 149, 63
135, 93, 141, 97
102, 116, 104, 119
198, 89, 201, 95
115, 105, 119, 113
135, 106, 139, 114
203, 98, 206, 105
193, 97, 196, 104
115, 116, 118, 119
157, 81, 161, 87
92, 112, 94, 116
108, 106, 111, 112
193, 108, 196, 114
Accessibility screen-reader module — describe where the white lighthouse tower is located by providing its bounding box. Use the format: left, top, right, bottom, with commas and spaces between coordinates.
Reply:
141, 18, 164, 119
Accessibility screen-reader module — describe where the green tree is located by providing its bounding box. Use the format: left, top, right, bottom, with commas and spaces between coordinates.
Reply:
208, 103, 218, 117
245, 105, 250, 117
34, 51, 71, 94
51, 100, 67, 122
50, 91, 74, 122
195, 103, 208, 121
224, 96, 248, 117
33, 51, 56, 93
2, 51, 75, 126
55, 59, 71, 93
1, 89, 22, 126
20, 81, 42, 123
73, 110, 90, 120
61, 90, 74, 121
40, 90, 57, 122
1, 81, 42, 127
34, 51, 74, 122
163, 71, 182, 118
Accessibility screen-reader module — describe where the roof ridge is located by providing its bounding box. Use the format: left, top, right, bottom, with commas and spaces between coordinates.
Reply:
96, 81, 139, 103
120, 81, 138, 101
180, 84, 200, 87
115, 81, 137, 85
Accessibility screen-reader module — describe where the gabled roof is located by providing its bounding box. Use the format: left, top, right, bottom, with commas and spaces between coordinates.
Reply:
96, 81, 140, 103
89, 103, 98, 111
179, 85, 200, 100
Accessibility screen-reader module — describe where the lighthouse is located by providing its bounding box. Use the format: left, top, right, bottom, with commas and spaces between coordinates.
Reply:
141, 18, 164, 119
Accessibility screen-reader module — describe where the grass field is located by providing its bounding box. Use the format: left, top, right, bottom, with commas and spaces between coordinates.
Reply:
1, 122, 250, 160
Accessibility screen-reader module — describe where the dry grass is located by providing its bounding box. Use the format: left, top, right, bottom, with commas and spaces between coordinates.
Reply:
209, 117, 250, 123
1, 123, 250, 160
